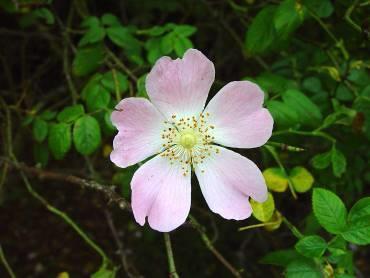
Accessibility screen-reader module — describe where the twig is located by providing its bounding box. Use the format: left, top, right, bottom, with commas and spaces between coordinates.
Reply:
282, 217, 304, 239
62, 4, 78, 104
344, 0, 362, 33
189, 215, 242, 278
0, 245, 16, 278
104, 210, 136, 278
1, 98, 112, 272
163, 233, 180, 278
0, 159, 131, 212
105, 47, 138, 82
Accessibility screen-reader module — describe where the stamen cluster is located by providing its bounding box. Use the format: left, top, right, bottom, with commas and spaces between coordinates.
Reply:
160, 112, 220, 175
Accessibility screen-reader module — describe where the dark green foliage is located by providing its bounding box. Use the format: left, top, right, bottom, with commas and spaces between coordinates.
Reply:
1, 0, 369, 277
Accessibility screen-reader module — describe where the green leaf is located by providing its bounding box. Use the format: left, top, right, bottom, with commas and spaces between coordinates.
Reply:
72, 44, 105, 76
245, 6, 277, 55
101, 13, 121, 27
91, 266, 117, 278
79, 25, 106, 46
331, 147, 347, 178
282, 89, 323, 127
174, 36, 192, 57
274, 0, 305, 38
311, 151, 332, 170
173, 25, 197, 37
104, 110, 116, 132
250, 192, 275, 222
140, 25, 170, 36
260, 249, 304, 267
266, 100, 299, 128
312, 188, 347, 234
39, 110, 57, 121
328, 236, 347, 256
302, 77, 322, 93
101, 71, 129, 93
295, 235, 327, 258
85, 83, 111, 112
286, 259, 322, 278
33, 118, 48, 143
106, 26, 143, 65
136, 74, 148, 98
57, 105, 85, 123
341, 215, 370, 245
160, 32, 174, 54
290, 167, 314, 193
145, 37, 163, 64
303, 0, 333, 18
33, 8, 54, 25
263, 167, 288, 192
73, 115, 101, 155
255, 73, 295, 95
81, 16, 100, 29
48, 123, 72, 160
348, 197, 370, 222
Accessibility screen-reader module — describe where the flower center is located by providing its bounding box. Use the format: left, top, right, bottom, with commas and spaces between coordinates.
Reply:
159, 112, 220, 176
179, 130, 197, 149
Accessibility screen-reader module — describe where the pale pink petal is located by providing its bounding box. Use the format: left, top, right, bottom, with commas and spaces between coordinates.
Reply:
110, 98, 166, 168
204, 81, 273, 148
131, 154, 191, 232
146, 49, 215, 119
194, 146, 267, 220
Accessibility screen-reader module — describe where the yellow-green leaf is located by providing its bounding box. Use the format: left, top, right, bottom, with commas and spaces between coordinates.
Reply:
264, 211, 283, 231
263, 168, 288, 192
251, 192, 275, 222
290, 166, 314, 193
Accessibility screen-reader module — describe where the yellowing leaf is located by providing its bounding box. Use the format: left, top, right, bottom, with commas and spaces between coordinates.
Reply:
264, 211, 283, 231
263, 168, 288, 192
251, 192, 275, 222
290, 166, 314, 193
56, 272, 70, 278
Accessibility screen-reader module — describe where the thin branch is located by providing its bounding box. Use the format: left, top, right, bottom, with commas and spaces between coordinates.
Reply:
0, 245, 16, 278
164, 233, 180, 278
104, 210, 137, 278
189, 215, 242, 278
0, 159, 131, 212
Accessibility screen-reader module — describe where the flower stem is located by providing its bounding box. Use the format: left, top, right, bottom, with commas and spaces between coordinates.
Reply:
264, 145, 298, 199
0, 245, 16, 278
163, 233, 180, 278
189, 215, 242, 278
282, 217, 304, 239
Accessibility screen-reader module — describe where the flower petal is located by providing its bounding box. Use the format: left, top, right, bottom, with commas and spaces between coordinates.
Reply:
204, 81, 273, 148
131, 154, 191, 232
194, 146, 267, 220
146, 49, 215, 119
110, 97, 166, 168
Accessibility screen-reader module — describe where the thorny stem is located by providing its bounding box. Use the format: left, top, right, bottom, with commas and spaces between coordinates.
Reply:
344, 0, 362, 33
273, 129, 336, 144
105, 47, 138, 82
305, 7, 349, 60
104, 210, 136, 278
238, 220, 280, 231
1, 99, 111, 271
282, 217, 304, 239
189, 215, 242, 278
62, 4, 78, 104
0, 245, 16, 278
164, 233, 180, 278
264, 145, 298, 200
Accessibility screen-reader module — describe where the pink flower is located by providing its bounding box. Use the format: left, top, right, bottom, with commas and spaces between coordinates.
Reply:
110, 49, 273, 232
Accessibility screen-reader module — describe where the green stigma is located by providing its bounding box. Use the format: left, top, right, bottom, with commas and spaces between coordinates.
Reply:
179, 130, 197, 149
